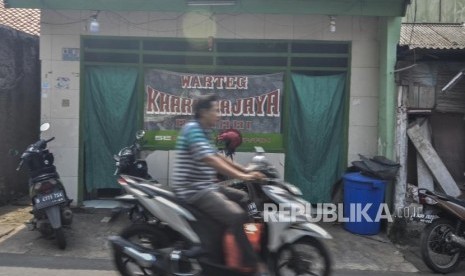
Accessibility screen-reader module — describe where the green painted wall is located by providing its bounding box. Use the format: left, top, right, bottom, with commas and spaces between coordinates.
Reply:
378, 16, 402, 210
378, 17, 402, 160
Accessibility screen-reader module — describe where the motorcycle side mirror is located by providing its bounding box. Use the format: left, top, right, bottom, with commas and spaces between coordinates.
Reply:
40, 123, 50, 132
135, 130, 146, 140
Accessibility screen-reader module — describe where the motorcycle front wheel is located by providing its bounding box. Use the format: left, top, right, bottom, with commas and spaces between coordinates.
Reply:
420, 218, 462, 273
275, 237, 332, 276
114, 224, 173, 276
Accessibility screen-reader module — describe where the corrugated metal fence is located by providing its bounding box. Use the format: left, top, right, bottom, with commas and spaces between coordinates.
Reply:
0, 26, 40, 205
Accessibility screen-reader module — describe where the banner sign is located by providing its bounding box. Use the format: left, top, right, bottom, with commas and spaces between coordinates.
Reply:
144, 69, 284, 151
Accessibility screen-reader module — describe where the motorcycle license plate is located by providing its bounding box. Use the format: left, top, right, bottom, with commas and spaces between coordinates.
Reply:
34, 190, 66, 210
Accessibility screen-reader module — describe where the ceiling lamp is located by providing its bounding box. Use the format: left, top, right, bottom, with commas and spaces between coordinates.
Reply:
329, 16, 336, 33
88, 11, 100, 33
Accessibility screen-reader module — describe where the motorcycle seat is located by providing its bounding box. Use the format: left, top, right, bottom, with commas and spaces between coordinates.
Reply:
446, 197, 465, 208
139, 181, 178, 201
139, 185, 209, 218
32, 172, 59, 183
435, 192, 465, 208
126, 178, 195, 210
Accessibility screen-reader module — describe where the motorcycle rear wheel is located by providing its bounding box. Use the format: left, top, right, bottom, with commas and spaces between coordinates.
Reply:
55, 227, 66, 250
114, 224, 172, 276
275, 237, 332, 276
420, 218, 462, 274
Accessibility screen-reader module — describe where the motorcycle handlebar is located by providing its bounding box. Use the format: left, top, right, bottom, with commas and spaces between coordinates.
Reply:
45, 137, 55, 143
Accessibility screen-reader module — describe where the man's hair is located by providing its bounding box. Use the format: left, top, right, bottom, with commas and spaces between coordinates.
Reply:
194, 94, 218, 119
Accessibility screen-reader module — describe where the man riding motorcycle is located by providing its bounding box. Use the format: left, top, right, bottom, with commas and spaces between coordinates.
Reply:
171, 94, 268, 276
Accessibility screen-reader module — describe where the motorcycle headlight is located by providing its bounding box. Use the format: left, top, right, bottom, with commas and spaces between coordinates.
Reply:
121, 148, 133, 156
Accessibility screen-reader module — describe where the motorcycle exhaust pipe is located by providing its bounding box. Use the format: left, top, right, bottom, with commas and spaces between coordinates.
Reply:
448, 234, 465, 249
109, 236, 161, 268
109, 236, 199, 276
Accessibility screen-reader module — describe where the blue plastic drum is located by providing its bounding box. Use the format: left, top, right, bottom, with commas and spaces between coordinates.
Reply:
343, 172, 386, 235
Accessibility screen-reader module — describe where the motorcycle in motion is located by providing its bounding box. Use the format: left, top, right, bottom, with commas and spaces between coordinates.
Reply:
16, 123, 73, 249
418, 188, 465, 273
109, 147, 333, 276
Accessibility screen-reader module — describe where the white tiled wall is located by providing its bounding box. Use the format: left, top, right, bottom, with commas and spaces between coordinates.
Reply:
40, 10, 381, 202
40, 11, 82, 203
351, 40, 380, 67
352, 17, 379, 41
292, 15, 325, 40
144, 151, 286, 186
348, 33, 380, 165
41, 11, 83, 35
144, 151, 170, 185
264, 15, 293, 40
235, 14, 266, 39
147, 12, 179, 37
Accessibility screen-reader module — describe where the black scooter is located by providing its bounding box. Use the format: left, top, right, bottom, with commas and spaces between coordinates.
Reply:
114, 130, 154, 180
114, 130, 158, 223
16, 123, 73, 249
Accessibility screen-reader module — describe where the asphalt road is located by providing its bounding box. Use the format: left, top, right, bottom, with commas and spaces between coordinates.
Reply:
1, 202, 464, 276
0, 252, 458, 276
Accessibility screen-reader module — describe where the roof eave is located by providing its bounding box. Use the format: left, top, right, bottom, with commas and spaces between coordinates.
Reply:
6, 0, 408, 17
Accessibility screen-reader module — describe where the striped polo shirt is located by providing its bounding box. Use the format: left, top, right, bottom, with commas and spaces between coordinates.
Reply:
172, 120, 218, 200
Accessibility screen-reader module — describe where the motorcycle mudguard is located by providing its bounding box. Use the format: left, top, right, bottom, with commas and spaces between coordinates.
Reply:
268, 222, 332, 252
44, 205, 62, 229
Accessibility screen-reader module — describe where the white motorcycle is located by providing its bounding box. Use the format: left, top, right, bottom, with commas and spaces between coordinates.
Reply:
109, 147, 333, 276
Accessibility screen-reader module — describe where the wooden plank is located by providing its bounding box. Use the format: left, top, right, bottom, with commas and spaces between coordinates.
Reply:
408, 84, 435, 109
394, 86, 408, 210
416, 119, 435, 191
407, 124, 461, 197
418, 86, 435, 109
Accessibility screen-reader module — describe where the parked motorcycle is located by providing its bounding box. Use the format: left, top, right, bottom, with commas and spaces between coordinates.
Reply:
109, 147, 333, 276
418, 188, 465, 273
114, 130, 158, 223
16, 123, 73, 249
114, 130, 155, 181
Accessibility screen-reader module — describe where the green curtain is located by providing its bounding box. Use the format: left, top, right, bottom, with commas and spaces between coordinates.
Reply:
285, 73, 347, 203
84, 66, 138, 191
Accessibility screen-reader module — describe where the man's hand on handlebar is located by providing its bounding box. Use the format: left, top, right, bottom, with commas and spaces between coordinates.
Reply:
239, 171, 266, 182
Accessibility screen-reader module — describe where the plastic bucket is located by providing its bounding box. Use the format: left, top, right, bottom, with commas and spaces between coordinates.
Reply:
343, 172, 386, 235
